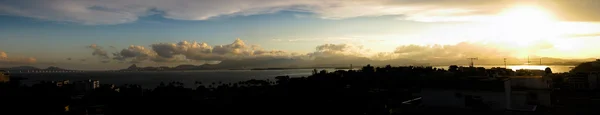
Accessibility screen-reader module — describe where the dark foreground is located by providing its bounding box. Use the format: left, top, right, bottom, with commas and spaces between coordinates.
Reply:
1, 64, 600, 115
2, 65, 420, 115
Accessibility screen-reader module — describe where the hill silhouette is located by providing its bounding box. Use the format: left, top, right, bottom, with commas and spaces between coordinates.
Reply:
570, 59, 600, 73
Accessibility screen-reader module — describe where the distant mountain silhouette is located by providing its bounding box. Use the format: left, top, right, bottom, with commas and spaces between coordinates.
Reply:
44, 66, 67, 71
215, 58, 305, 69
2, 66, 41, 71
0, 66, 72, 71
115, 56, 594, 71
127, 64, 139, 70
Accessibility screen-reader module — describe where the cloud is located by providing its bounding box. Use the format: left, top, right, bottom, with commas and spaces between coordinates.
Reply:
82, 38, 590, 69
0, 51, 6, 59
391, 42, 511, 60
310, 43, 369, 58
564, 33, 600, 38
149, 40, 221, 61
8, 0, 591, 25
542, 0, 600, 22
0, 51, 36, 65
107, 38, 292, 63
66, 57, 72, 60
87, 44, 109, 59
113, 45, 179, 63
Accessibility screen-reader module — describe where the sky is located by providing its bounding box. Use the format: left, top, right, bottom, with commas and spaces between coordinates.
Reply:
2, 0, 600, 70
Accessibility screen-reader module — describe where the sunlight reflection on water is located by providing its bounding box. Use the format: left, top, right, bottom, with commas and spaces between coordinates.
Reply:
434, 65, 574, 73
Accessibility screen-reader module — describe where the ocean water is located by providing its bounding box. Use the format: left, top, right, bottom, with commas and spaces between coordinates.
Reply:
11, 65, 574, 88
433, 65, 574, 73
12, 69, 327, 88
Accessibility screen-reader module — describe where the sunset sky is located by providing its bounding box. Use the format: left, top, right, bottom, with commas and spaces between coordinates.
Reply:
2, 0, 600, 70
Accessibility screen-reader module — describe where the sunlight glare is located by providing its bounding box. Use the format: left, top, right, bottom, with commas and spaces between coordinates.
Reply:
489, 5, 558, 49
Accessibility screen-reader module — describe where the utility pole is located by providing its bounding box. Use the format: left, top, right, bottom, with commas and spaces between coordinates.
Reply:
504, 58, 507, 68
527, 56, 531, 65
467, 58, 478, 67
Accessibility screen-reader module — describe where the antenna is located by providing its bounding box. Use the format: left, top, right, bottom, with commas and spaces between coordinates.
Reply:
467, 58, 478, 67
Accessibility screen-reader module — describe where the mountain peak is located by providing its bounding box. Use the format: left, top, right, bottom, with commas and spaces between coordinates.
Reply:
128, 64, 138, 69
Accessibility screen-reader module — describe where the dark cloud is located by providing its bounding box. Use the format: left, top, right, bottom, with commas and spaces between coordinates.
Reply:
87, 44, 109, 59
147, 39, 290, 61
150, 41, 213, 60
112, 45, 182, 63
107, 39, 287, 63
66, 57, 72, 60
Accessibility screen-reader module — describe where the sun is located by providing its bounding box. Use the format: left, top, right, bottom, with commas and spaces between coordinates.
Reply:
488, 5, 559, 47
498, 5, 555, 24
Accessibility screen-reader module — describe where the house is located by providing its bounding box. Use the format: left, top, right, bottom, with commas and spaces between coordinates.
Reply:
72, 79, 100, 94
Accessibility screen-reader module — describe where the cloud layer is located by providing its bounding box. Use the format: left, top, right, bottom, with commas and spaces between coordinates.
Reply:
3, 0, 596, 25
86, 38, 559, 68
103, 39, 291, 64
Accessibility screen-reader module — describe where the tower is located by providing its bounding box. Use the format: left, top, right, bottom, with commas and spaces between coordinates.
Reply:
467, 58, 478, 67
